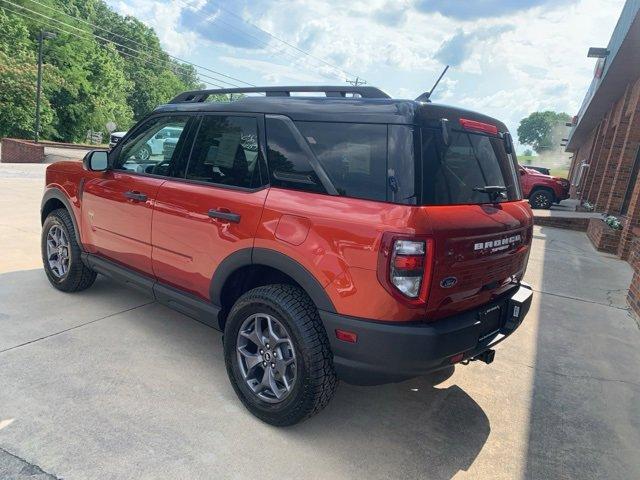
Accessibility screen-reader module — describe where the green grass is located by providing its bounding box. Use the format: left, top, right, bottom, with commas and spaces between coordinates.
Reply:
517, 155, 536, 165
517, 155, 569, 178
550, 167, 569, 178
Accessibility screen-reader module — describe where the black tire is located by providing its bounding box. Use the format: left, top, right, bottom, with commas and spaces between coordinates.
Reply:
42, 208, 97, 292
529, 188, 554, 209
224, 284, 337, 426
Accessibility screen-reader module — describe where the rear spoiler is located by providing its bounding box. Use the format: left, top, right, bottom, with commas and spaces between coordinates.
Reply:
438, 116, 515, 154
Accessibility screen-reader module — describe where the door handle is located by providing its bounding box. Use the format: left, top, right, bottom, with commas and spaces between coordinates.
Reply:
208, 209, 241, 223
123, 191, 147, 202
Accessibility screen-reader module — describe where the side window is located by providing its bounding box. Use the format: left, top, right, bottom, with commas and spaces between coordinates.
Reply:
295, 121, 388, 202
186, 115, 262, 188
115, 116, 190, 176
265, 117, 325, 194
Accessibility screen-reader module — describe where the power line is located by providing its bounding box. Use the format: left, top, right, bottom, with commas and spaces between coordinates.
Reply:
174, 1, 340, 82
23, 0, 256, 87
8, 0, 239, 87
175, 0, 363, 83
207, 0, 363, 81
2, 0, 253, 89
19, 0, 366, 87
0, 2, 227, 88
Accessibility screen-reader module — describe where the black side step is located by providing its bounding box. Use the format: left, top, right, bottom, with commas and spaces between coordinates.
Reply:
82, 253, 221, 330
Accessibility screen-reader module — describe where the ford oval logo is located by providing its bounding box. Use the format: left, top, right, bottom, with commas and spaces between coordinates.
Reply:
440, 277, 457, 288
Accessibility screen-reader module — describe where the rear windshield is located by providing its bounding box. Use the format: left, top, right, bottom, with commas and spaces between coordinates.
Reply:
421, 128, 521, 205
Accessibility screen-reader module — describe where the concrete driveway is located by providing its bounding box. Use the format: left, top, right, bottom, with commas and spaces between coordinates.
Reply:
1, 163, 639, 480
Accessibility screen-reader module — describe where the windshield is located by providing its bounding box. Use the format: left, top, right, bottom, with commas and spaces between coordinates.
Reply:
421, 128, 522, 205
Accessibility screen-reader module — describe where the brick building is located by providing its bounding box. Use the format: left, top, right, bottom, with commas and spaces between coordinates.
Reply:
566, 0, 640, 315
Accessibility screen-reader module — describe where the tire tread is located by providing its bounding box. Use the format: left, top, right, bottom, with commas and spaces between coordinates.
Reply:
42, 208, 96, 292
225, 284, 337, 426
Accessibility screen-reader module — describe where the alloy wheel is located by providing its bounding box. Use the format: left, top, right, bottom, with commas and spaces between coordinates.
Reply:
236, 313, 297, 403
46, 224, 70, 278
136, 145, 151, 161
533, 192, 551, 208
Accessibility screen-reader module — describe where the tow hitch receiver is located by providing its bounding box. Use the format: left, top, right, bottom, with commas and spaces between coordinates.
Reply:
472, 349, 495, 365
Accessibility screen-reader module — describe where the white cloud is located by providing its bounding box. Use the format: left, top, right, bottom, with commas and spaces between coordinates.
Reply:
111, 0, 200, 56
107, 0, 625, 151
219, 56, 319, 83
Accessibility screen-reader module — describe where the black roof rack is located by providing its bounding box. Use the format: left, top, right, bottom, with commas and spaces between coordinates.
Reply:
169, 86, 391, 103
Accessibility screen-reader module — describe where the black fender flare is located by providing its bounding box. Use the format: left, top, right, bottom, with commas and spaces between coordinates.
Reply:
41, 188, 82, 244
209, 247, 336, 313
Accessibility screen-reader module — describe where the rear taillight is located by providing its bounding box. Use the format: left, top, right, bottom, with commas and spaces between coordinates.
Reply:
377, 233, 434, 305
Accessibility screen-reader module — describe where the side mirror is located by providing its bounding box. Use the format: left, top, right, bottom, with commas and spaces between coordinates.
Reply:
83, 150, 109, 171
519, 168, 526, 176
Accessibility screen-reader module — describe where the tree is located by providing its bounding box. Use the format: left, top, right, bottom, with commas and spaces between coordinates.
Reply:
517, 111, 571, 153
0, 9, 60, 139
0, 0, 205, 142
523, 148, 533, 157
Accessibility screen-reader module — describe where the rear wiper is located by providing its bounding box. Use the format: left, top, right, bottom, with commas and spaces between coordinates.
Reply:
473, 185, 507, 202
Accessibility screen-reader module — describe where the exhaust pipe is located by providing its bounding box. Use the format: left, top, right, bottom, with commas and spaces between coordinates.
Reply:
472, 349, 495, 365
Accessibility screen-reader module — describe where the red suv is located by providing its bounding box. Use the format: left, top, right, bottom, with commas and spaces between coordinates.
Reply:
519, 166, 570, 209
40, 86, 533, 426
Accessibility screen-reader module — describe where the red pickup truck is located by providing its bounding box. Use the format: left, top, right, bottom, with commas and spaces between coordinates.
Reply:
40, 85, 534, 425
519, 166, 570, 209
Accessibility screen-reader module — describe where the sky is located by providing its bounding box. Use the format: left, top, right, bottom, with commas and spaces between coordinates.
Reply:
107, 0, 626, 153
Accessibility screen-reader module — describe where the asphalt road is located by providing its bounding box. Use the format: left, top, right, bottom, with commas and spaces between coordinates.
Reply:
1, 163, 639, 479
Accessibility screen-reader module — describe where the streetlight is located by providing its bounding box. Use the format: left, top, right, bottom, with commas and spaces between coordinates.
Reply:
34, 30, 56, 143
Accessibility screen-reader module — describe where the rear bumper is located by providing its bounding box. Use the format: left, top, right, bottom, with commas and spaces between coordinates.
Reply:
320, 283, 533, 385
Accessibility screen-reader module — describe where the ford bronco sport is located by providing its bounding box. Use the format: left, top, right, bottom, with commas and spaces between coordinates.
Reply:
41, 86, 533, 426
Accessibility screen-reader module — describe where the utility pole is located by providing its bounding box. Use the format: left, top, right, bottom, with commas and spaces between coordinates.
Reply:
34, 30, 56, 143
346, 77, 367, 87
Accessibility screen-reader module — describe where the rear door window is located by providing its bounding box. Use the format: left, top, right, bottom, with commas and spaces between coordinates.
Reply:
421, 128, 521, 205
295, 122, 387, 202
186, 115, 263, 189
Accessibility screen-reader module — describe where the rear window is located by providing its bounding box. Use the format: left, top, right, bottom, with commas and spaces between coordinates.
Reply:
421, 128, 521, 205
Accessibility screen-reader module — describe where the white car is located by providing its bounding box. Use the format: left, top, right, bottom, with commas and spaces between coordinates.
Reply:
108, 127, 183, 161
108, 131, 126, 149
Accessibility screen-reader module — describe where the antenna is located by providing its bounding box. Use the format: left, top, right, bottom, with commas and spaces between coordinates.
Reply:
415, 65, 450, 102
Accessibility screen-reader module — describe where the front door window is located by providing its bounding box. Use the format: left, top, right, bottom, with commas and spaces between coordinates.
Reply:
115, 116, 190, 177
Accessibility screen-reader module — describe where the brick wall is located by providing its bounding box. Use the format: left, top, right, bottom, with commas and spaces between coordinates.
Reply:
0, 138, 45, 163
586, 218, 622, 253
533, 216, 590, 231
569, 75, 640, 264
605, 80, 640, 214
627, 235, 640, 319
594, 89, 634, 211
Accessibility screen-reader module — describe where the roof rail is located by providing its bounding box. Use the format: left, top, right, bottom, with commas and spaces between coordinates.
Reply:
169, 86, 391, 103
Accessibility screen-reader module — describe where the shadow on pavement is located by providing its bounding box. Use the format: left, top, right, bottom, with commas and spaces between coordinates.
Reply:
291, 373, 490, 480
1, 268, 490, 479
